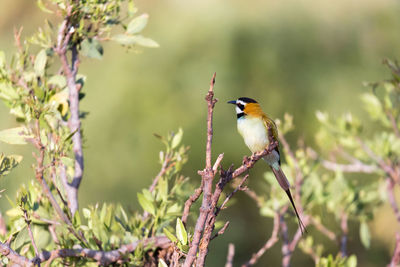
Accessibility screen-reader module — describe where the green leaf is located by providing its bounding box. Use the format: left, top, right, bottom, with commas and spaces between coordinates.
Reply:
133, 35, 159, 48
82, 208, 91, 219
81, 38, 103, 60
158, 259, 168, 267
163, 228, 177, 243
0, 154, 23, 176
48, 75, 67, 88
112, 34, 159, 47
361, 93, 383, 120
346, 255, 357, 267
37, 0, 53, 13
0, 50, 5, 68
34, 49, 47, 76
137, 192, 155, 215
359, 221, 370, 249
176, 218, 187, 245
171, 128, 183, 149
0, 127, 31, 145
127, 14, 149, 34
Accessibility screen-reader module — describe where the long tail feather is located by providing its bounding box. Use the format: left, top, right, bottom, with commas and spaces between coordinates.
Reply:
271, 167, 307, 234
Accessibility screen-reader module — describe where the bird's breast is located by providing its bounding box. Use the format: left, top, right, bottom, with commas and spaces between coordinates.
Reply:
237, 117, 269, 153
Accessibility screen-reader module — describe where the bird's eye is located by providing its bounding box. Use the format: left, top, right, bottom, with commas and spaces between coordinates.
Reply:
237, 103, 245, 110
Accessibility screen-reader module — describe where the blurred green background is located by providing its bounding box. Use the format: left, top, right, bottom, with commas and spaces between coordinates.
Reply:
1, 0, 400, 266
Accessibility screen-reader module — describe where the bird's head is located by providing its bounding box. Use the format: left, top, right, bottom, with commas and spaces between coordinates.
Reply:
227, 97, 263, 119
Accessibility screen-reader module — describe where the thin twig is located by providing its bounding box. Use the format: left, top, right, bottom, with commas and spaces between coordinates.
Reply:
183, 73, 217, 267
308, 147, 377, 173
182, 179, 203, 225
149, 157, 171, 193
225, 243, 235, 267
23, 210, 40, 266
210, 221, 230, 241
310, 217, 336, 241
242, 211, 281, 267
219, 175, 249, 211
389, 233, 400, 267
386, 178, 400, 224
340, 212, 348, 257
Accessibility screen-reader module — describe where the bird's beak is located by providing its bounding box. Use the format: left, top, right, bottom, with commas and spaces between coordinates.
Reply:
227, 100, 236, 105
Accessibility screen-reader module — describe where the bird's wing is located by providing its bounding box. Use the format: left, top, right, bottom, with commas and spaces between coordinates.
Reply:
262, 114, 281, 165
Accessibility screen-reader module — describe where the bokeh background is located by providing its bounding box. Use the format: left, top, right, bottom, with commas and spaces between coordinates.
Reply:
1, 0, 400, 266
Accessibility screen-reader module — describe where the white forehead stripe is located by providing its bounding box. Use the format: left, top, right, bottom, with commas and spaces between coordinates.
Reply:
236, 100, 246, 106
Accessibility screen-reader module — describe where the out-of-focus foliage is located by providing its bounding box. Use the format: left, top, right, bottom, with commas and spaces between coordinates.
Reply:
250, 60, 400, 266
1, 0, 400, 266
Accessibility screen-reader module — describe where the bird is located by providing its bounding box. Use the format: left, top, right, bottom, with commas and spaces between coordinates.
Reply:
228, 97, 306, 234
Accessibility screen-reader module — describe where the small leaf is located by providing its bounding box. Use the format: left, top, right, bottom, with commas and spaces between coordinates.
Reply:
48, 75, 67, 88
82, 208, 91, 219
176, 218, 187, 245
347, 255, 357, 267
360, 221, 370, 249
37, 0, 53, 13
133, 35, 159, 48
137, 193, 155, 215
34, 49, 47, 76
0, 50, 5, 68
112, 34, 159, 47
163, 228, 177, 243
171, 128, 183, 149
0, 154, 23, 176
81, 38, 103, 60
158, 259, 168, 267
127, 14, 148, 34
0, 127, 31, 145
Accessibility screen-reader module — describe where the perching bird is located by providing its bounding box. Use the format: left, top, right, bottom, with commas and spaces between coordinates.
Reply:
228, 97, 306, 234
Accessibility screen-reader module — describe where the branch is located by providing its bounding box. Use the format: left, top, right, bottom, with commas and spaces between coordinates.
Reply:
1, 236, 170, 266
182, 180, 203, 224
183, 73, 217, 267
357, 138, 398, 183
0, 241, 33, 267
210, 221, 230, 241
308, 147, 377, 173
225, 243, 235, 267
389, 233, 400, 267
340, 212, 348, 257
55, 9, 83, 216
23, 209, 40, 265
310, 217, 336, 242
386, 177, 400, 224
242, 211, 281, 267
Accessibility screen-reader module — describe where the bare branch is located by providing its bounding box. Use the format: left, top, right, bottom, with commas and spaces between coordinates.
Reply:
0, 241, 33, 267
310, 217, 336, 241
389, 233, 400, 267
212, 153, 224, 174
1, 236, 170, 266
386, 177, 400, 224
182, 180, 203, 224
225, 243, 235, 267
340, 212, 348, 257
308, 147, 377, 173
242, 211, 281, 267
183, 73, 217, 267
149, 157, 171, 193
23, 210, 40, 265
211, 221, 230, 241
55, 10, 83, 216
219, 174, 249, 211
357, 138, 398, 183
